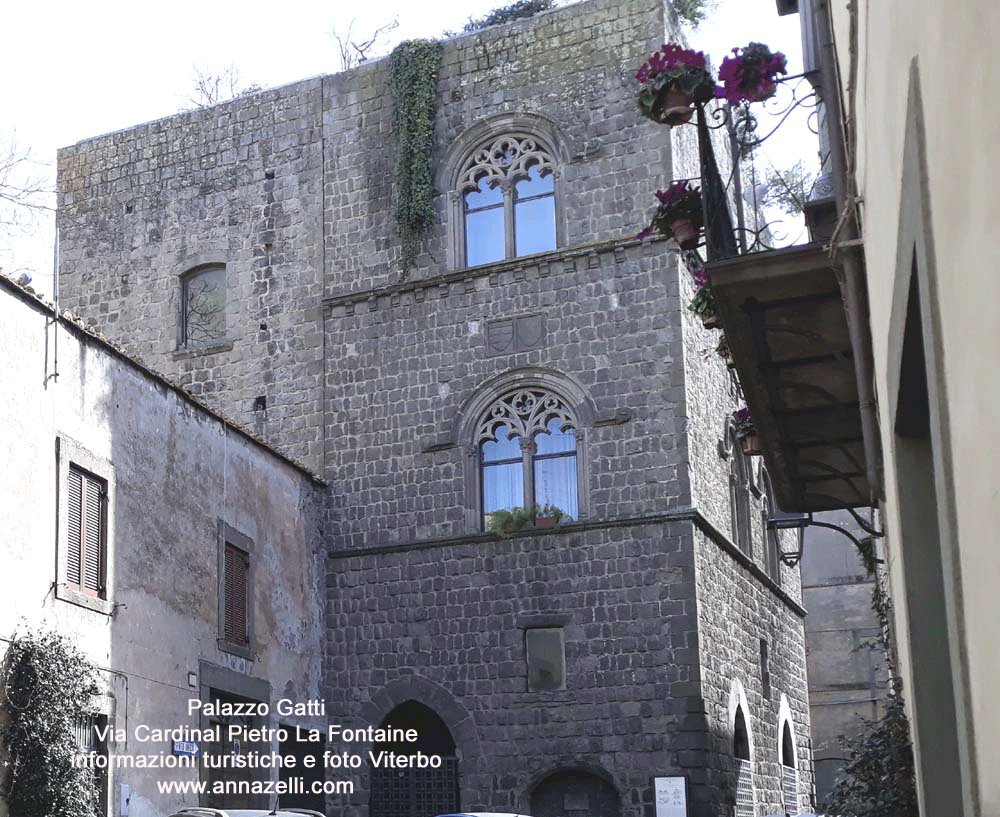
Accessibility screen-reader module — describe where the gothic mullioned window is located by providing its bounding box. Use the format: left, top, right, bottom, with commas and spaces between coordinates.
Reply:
478, 388, 578, 527
458, 134, 556, 266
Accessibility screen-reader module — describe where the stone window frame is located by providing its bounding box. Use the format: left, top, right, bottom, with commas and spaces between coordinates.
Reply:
217, 521, 255, 660
441, 113, 570, 270
454, 368, 595, 533
176, 254, 231, 353
55, 435, 116, 616
725, 420, 754, 558
777, 694, 799, 815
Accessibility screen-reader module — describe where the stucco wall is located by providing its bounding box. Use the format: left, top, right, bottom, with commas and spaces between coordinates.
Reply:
823, 0, 1000, 811
0, 281, 325, 817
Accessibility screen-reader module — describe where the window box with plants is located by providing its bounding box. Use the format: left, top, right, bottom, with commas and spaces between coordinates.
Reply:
637, 180, 704, 250
733, 406, 762, 455
636, 43, 715, 127
486, 504, 570, 538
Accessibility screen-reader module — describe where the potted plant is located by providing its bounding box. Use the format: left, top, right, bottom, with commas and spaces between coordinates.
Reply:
715, 43, 788, 105
733, 406, 762, 455
637, 181, 704, 250
636, 43, 715, 126
687, 283, 720, 329
716, 334, 735, 367
534, 504, 569, 528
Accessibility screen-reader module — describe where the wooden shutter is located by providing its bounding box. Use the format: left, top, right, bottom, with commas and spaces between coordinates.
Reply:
68, 465, 106, 597
224, 543, 249, 645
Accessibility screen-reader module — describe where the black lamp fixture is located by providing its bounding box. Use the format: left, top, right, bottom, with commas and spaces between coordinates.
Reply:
767, 507, 882, 567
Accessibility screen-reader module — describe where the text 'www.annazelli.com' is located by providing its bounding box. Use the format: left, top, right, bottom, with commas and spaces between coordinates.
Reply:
156, 779, 354, 796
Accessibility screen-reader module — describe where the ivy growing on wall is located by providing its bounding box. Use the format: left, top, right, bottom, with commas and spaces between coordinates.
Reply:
2, 630, 100, 817
389, 39, 444, 274
462, 0, 556, 32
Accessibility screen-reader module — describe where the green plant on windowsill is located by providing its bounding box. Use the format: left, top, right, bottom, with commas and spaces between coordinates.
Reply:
486, 504, 570, 538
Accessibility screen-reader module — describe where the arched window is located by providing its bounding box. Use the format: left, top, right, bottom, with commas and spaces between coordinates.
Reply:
729, 424, 753, 557
781, 721, 798, 815
180, 264, 226, 348
458, 133, 557, 266
759, 468, 782, 583
369, 701, 459, 817
733, 705, 753, 817
478, 388, 579, 527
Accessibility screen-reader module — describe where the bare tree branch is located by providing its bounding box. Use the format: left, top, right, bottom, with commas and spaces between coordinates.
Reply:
186, 65, 263, 109
331, 18, 399, 71
0, 133, 53, 235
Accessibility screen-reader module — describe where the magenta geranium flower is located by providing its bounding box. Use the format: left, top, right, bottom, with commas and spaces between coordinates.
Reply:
715, 43, 787, 105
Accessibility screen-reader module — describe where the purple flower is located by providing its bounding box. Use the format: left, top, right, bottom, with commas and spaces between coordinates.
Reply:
692, 266, 708, 287
636, 227, 654, 241
734, 406, 752, 424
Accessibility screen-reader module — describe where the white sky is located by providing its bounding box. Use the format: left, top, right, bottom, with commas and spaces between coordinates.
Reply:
0, 0, 811, 297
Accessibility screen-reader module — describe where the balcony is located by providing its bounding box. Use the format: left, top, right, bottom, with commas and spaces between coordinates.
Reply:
707, 242, 869, 511
681, 76, 872, 512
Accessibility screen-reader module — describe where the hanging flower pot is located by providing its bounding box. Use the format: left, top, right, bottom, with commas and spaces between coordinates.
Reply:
654, 86, 695, 126
701, 312, 721, 330
739, 433, 763, 456
636, 44, 716, 126
715, 43, 788, 105
669, 217, 700, 249
637, 181, 704, 250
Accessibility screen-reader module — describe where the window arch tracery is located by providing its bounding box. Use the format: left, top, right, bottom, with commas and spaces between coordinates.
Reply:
457, 133, 557, 266
477, 388, 579, 527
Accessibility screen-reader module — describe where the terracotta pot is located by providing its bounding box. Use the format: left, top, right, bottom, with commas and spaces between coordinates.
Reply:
744, 80, 777, 103
669, 218, 700, 250
655, 87, 695, 126
739, 433, 762, 456
533, 517, 558, 529
701, 312, 720, 330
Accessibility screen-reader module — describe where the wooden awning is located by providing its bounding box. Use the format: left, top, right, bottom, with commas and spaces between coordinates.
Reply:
708, 242, 870, 512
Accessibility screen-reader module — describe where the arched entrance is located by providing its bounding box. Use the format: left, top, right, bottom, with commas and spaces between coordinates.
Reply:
530, 769, 621, 817
780, 721, 797, 815
369, 700, 460, 817
733, 705, 753, 817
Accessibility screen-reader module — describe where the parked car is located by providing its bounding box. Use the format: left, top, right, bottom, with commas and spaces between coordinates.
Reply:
168, 809, 325, 817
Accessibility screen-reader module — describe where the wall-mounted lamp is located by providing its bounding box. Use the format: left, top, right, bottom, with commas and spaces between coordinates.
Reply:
767, 509, 878, 567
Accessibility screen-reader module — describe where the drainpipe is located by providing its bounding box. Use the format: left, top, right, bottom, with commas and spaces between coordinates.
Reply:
815, 0, 883, 504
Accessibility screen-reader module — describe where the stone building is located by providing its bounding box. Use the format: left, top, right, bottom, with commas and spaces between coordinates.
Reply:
0, 275, 327, 817
53, 1, 814, 816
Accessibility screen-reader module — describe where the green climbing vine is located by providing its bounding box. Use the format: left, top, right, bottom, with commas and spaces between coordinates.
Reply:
2, 630, 100, 817
821, 548, 919, 817
389, 39, 444, 273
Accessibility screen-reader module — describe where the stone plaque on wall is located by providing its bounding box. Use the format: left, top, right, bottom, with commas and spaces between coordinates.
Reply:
486, 314, 545, 356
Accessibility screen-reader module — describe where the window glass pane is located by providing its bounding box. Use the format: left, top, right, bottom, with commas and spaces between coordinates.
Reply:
534, 417, 575, 455
483, 461, 523, 515
464, 176, 503, 210
514, 164, 554, 199
465, 208, 505, 267
534, 453, 578, 520
514, 195, 556, 256
526, 628, 564, 691
481, 433, 521, 464
184, 266, 226, 346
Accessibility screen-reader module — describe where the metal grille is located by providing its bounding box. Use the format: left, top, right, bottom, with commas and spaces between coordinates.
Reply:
735, 759, 754, 817
370, 756, 459, 817
782, 765, 798, 815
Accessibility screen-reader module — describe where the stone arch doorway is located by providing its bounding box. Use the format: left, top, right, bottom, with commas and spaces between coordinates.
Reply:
369, 700, 460, 817
529, 769, 621, 817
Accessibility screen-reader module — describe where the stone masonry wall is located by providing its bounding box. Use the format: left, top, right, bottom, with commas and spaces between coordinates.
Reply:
323, 241, 687, 549
57, 80, 328, 469
693, 527, 814, 815
325, 520, 702, 817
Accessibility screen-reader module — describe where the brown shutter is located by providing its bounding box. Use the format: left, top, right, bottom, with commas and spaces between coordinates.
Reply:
83, 476, 103, 594
224, 543, 249, 645
67, 465, 106, 598
67, 467, 83, 587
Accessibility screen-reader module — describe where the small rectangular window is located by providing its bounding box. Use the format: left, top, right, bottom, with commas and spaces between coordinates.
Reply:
182, 265, 226, 347
223, 543, 250, 647
67, 465, 107, 598
526, 628, 565, 691
760, 638, 771, 699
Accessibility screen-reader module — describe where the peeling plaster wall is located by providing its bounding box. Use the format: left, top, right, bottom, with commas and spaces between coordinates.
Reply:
0, 283, 324, 817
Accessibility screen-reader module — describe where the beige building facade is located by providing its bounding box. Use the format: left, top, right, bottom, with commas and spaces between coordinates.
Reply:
0, 276, 327, 817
